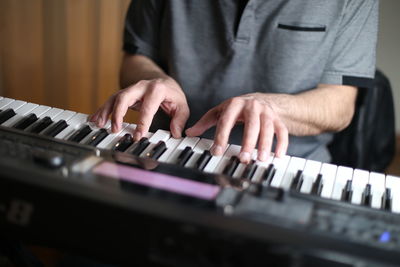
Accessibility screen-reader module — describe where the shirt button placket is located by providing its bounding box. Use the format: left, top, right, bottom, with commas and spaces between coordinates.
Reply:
235, 1, 255, 45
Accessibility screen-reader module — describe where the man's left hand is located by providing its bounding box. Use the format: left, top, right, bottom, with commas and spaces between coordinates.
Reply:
185, 93, 288, 163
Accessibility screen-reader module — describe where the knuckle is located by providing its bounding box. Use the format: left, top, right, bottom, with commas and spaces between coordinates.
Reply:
228, 97, 242, 106
151, 79, 166, 92
115, 92, 126, 103
135, 80, 147, 87
249, 98, 260, 108
263, 117, 274, 128
261, 110, 274, 122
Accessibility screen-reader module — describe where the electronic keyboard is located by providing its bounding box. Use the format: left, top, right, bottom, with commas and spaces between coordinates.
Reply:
0, 96, 399, 267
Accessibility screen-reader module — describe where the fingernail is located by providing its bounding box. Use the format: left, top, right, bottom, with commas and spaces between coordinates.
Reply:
239, 152, 251, 163
98, 117, 103, 127
258, 151, 268, 162
211, 145, 223, 156
134, 131, 142, 142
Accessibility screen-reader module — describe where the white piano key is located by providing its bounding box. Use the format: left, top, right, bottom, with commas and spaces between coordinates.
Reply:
249, 154, 274, 183
118, 129, 154, 154
280, 156, 306, 190
184, 138, 213, 168
53, 112, 84, 139
350, 169, 370, 205
26, 105, 51, 117
319, 163, 338, 199
24, 107, 64, 132
97, 123, 128, 149
38, 107, 64, 120
386, 175, 400, 213
0, 100, 27, 125
139, 129, 171, 157
1, 100, 26, 112
78, 120, 113, 145
202, 145, 230, 174
158, 137, 183, 163
165, 136, 200, 164
0, 97, 14, 109
51, 109, 75, 121
232, 150, 259, 179
270, 155, 291, 188
10, 102, 35, 114
99, 123, 135, 150
369, 172, 386, 209
331, 166, 353, 200
213, 144, 241, 174
232, 163, 246, 178
1, 103, 38, 127
300, 160, 322, 194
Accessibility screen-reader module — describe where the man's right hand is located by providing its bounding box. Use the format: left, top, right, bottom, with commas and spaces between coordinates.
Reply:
90, 77, 190, 141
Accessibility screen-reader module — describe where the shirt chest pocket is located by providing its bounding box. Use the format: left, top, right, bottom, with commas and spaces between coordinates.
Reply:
267, 22, 328, 93
275, 21, 327, 42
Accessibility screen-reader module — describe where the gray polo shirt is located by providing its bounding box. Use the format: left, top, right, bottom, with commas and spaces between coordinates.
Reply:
123, 0, 379, 162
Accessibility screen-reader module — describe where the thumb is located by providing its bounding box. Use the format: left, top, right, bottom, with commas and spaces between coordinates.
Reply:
185, 108, 218, 137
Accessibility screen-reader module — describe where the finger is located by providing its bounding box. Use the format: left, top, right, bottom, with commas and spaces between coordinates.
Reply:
212, 103, 242, 156
96, 98, 116, 128
110, 83, 148, 134
185, 108, 218, 137
111, 94, 134, 133
239, 110, 260, 163
169, 104, 190, 138
90, 95, 115, 128
134, 87, 164, 141
257, 116, 274, 161
274, 120, 289, 157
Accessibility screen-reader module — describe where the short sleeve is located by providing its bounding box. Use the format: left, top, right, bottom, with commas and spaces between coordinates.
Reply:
123, 0, 164, 62
320, 0, 379, 89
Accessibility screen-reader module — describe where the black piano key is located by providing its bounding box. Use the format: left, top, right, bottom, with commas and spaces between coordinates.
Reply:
177, 146, 194, 166
261, 163, 276, 186
290, 170, 304, 191
29, 116, 53, 133
42, 120, 68, 137
68, 125, 92, 142
242, 160, 258, 180
196, 150, 212, 171
248, 164, 276, 196
13, 113, 38, 130
113, 133, 134, 152
0, 108, 16, 124
146, 141, 167, 159
86, 128, 109, 146
361, 184, 372, 207
131, 137, 150, 156
382, 188, 392, 211
247, 183, 261, 195
223, 156, 240, 176
311, 174, 324, 195
341, 180, 353, 202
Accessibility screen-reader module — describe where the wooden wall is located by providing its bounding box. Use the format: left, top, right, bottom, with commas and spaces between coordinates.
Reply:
0, 0, 137, 121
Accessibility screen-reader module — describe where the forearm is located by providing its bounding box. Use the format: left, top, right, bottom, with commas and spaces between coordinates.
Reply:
120, 54, 170, 88
263, 84, 358, 136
